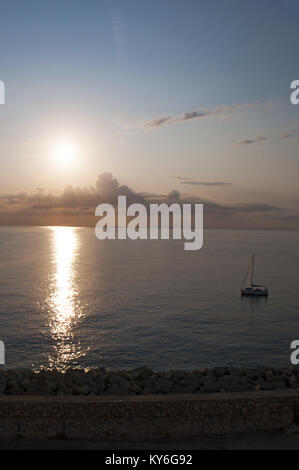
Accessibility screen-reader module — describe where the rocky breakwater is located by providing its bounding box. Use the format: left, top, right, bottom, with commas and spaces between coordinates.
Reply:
1, 365, 299, 396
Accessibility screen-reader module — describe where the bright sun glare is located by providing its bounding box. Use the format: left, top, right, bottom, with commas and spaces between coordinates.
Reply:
53, 142, 77, 166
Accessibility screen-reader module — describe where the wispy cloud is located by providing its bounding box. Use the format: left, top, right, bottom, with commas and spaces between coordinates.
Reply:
281, 128, 299, 138
170, 176, 232, 186
106, 1, 126, 68
170, 176, 190, 181
237, 127, 299, 145
143, 101, 264, 128
184, 181, 232, 186
237, 135, 267, 145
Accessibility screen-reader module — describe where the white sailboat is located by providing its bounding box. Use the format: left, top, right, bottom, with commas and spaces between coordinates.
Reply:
241, 253, 268, 297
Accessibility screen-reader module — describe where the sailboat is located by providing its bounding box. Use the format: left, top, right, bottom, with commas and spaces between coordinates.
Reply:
241, 253, 268, 297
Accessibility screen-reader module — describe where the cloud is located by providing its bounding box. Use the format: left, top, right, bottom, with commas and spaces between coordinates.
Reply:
237, 135, 267, 145
0, 172, 297, 229
236, 127, 299, 145
281, 129, 298, 138
170, 176, 232, 186
184, 181, 232, 186
143, 101, 264, 128
106, 1, 127, 68
223, 203, 283, 213
144, 116, 173, 128
142, 191, 285, 216
0, 174, 284, 217
170, 176, 190, 181
167, 189, 181, 202
0, 173, 145, 212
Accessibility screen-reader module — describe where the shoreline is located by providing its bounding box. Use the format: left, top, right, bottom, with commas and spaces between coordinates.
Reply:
1, 367, 299, 441
1, 365, 299, 396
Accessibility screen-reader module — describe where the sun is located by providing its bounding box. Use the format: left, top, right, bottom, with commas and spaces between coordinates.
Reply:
53, 142, 77, 166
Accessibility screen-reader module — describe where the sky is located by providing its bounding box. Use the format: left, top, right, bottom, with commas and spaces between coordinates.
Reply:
0, 0, 299, 228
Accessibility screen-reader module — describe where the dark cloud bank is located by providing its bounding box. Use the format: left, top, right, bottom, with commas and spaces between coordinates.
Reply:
0, 172, 298, 229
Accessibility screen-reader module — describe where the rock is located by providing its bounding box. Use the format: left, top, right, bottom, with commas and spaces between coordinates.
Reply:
247, 383, 256, 391
214, 366, 230, 377
106, 371, 119, 384
119, 371, 133, 382
167, 370, 188, 383
93, 377, 106, 394
190, 369, 204, 378
5, 381, 19, 395
260, 382, 274, 391
201, 381, 221, 393
48, 381, 59, 393
155, 378, 173, 394
79, 384, 90, 395
257, 366, 270, 379
238, 376, 249, 385
72, 385, 81, 395
282, 368, 293, 377
139, 377, 155, 391
228, 367, 242, 378
218, 376, 233, 388
22, 378, 42, 394
289, 382, 299, 389
107, 373, 130, 392
265, 371, 282, 383
131, 366, 153, 380
86, 368, 106, 381
0, 366, 296, 396
129, 383, 142, 394
206, 369, 216, 379
243, 368, 259, 380
271, 380, 286, 390
286, 375, 297, 387
70, 370, 87, 387
179, 376, 204, 393
141, 387, 152, 395
116, 376, 130, 391
0, 380, 5, 394
106, 383, 129, 395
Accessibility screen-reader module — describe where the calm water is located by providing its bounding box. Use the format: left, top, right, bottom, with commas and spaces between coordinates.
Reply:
0, 226, 298, 370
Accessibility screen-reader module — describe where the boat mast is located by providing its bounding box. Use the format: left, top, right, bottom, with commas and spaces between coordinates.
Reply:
251, 253, 255, 287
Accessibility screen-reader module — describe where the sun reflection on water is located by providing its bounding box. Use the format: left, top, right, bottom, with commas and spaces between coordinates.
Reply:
47, 226, 84, 370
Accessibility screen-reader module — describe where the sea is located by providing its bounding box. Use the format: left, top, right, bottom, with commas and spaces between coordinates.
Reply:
0, 226, 298, 371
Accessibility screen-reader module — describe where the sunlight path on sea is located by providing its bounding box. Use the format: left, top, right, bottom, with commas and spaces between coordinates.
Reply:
47, 227, 84, 370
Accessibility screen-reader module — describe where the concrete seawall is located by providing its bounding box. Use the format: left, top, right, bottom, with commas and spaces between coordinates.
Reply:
0, 390, 299, 440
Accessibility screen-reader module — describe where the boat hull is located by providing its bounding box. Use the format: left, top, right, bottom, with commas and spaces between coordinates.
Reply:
241, 288, 268, 297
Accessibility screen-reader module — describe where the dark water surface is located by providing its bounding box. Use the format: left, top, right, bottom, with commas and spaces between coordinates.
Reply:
0, 226, 298, 370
